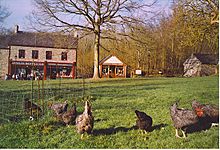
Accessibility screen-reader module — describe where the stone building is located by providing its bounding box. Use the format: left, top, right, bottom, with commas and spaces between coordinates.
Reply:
0, 25, 77, 80
183, 53, 219, 77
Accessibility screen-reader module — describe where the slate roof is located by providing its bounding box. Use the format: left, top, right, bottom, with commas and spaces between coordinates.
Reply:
0, 35, 11, 49
0, 31, 78, 49
184, 53, 219, 65
194, 53, 219, 65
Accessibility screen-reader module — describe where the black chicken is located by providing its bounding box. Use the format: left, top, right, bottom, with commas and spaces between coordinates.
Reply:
62, 103, 77, 127
48, 100, 68, 119
192, 100, 219, 125
76, 100, 94, 139
170, 102, 201, 138
135, 110, 153, 133
23, 98, 42, 119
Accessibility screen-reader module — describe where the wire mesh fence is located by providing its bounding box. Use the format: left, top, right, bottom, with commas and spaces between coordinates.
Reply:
0, 78, 92, 125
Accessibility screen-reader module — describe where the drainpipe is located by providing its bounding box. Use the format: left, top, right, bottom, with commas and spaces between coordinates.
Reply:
8, 46, 11, 76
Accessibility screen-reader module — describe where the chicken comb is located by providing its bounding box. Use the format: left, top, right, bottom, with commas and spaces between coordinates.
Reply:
195, 107, 204, 117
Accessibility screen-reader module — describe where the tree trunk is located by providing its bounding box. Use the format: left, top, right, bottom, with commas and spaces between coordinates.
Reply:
93, 26, 100, 79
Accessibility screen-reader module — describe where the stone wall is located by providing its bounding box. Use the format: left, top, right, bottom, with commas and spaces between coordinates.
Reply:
10, 46, 76, 63
184, 63, 218, 77
0, 49, 9, 79
200, 64, 218, 76
183, 61, 202, 77
0, 46, 76, 79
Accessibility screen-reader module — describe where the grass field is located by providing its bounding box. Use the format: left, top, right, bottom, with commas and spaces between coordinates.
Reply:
0, 76, 219, 148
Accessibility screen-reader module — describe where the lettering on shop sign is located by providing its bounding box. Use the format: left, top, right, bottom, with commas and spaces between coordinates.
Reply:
12, 62, 44, 66
48, 63, 73, 67
12, 61, 73, 67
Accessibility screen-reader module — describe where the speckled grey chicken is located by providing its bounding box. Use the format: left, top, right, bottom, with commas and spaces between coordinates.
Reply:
76, 100, 94, 139
48, 100, 68, 119
23, 98, 42, 118
135, 110, 153, 133
170, 102, 203, 138
192, 100, 219, 125
62, 103, 77, 127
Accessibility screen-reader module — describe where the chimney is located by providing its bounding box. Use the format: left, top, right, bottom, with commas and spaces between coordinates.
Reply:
73, 30, 78, 38
14, 25, 19, 33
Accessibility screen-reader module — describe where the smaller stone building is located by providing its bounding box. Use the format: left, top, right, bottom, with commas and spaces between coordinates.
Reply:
99, 55, 127, 78
183, 53, 218, 77
0, 25, 77, 80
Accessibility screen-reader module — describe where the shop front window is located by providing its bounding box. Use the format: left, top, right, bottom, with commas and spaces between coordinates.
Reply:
46, 65, 72, 79
102, 66, 109, 76
116, 66, 124, 76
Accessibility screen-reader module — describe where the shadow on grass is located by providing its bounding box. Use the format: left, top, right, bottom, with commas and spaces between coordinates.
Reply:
92, 126, 135, 136
150, 123, 168, 132
92, 123, 168, 136
7, 114, 25, 122
46, 120, 66, 127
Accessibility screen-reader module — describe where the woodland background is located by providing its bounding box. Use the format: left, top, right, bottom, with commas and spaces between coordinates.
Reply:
77, 0, 219, 77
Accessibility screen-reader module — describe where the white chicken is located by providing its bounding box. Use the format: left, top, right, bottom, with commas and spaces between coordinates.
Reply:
76, 100, 94, 139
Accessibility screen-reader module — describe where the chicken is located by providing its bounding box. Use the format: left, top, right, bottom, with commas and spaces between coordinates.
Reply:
76, 100, 94, 139
62, 103, 77, 127
192, 100, 219, 125
135, 110, 153, 133
48, 100, 68, 119
23, 98, 42, 119
170, 102, 202, 138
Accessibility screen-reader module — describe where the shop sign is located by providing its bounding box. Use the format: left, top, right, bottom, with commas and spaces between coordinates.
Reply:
48, 63, 73, 67
12, 61, 44, 66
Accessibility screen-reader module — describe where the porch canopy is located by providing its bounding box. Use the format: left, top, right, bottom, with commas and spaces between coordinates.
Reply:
99, 55, 127, 78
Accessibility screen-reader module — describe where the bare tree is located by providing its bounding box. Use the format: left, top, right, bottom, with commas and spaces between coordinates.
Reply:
207, 0, 219, 24
0, 1, 10, 24
177, 0, 219, 24
29, 0, 156, 79
0, 1, 11, 34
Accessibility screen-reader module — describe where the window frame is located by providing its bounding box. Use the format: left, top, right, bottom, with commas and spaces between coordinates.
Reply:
61, 52, 67, 61
32, 50, 39, 59
18, 49, 25, 58
46, 51, 52, 60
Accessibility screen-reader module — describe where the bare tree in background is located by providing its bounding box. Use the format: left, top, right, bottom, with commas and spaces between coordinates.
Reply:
206, 0, 219, 24
29, 0, 156, 79
0, 1, 11, 34
177, 0, 219, 24
0, 1, 10, 24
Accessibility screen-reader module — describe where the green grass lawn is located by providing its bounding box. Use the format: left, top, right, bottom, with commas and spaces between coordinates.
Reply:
0, 76, 219, 148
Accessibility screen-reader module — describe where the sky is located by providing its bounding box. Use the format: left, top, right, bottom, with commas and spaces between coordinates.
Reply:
1, 0, 34, 31
1, 0, 172, 32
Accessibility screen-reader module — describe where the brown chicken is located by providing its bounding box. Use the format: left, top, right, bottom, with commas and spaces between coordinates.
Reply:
192, 100, 219, 125
23, 98, 42, 119
170, 102, 203, 138
135, 110, 153, 133
62, 103, 77, 127
76, 100, 94, 139
48, 100, 68, 119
